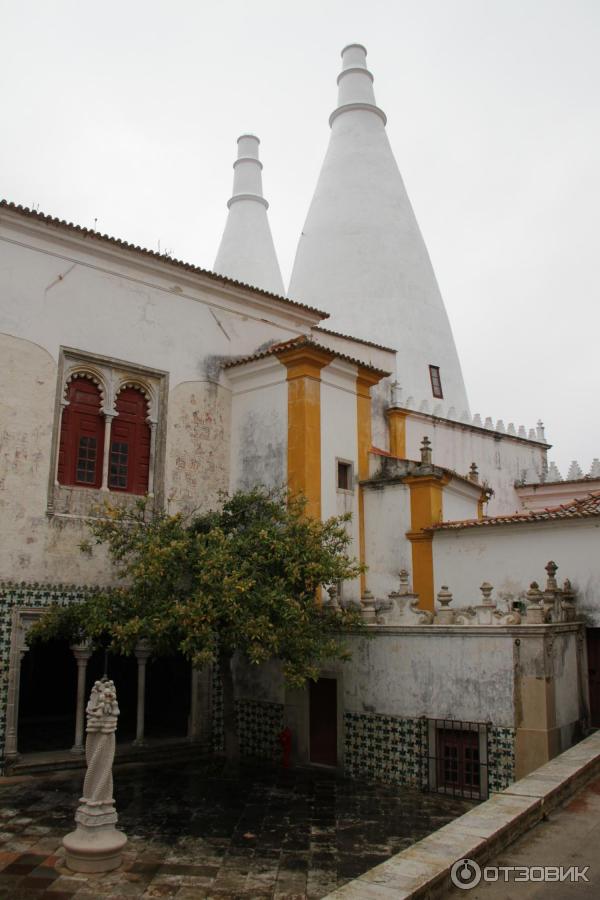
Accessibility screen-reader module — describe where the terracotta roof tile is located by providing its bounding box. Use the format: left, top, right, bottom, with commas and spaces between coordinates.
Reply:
312, 326, 396, 353
0, 200, 328, 319
222, 335, 391, 376
431, 492, 600, 531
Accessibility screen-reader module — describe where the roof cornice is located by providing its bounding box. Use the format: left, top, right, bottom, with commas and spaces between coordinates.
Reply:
0, 200, 326, 326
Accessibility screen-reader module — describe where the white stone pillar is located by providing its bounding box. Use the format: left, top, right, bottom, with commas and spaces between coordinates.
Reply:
5, 647, 27, 759
133, 640, 151, 745
100, 414, 115, 491
71, 643, 92, 754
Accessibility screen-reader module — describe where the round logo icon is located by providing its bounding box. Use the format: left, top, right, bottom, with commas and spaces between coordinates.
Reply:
450, 858, 482, 890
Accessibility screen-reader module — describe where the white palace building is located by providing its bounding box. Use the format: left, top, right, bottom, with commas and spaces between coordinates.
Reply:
1, 44, 599, 795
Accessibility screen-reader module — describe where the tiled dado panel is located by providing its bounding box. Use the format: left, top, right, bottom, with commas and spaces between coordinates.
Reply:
0, 581, 98, 764
210, 668, 283, 760
344, 712, 429, 787
344, 712, 516, 794
487, 725, 516, 792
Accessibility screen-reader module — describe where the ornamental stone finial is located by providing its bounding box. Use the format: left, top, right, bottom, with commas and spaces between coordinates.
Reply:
545, 560, 558, 591
420, 436, 432, 465
436, 586, 454, 625
525, 582, 545, 624
63, 679, 127, 873
479, 583, 494, 605
468, 462, 479, 484
475, 582, 496, 625
398, 569, 411, 594
561, 579, 577, 622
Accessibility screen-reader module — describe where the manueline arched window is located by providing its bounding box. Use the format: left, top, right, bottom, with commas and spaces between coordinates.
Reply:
58, 378, 105, 488
109, 387, 151, 494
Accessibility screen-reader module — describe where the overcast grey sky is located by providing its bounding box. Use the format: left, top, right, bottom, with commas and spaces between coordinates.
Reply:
2, 0, 599, 476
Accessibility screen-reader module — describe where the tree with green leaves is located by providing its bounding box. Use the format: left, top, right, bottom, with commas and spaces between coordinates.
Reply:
28, 488, 365, 759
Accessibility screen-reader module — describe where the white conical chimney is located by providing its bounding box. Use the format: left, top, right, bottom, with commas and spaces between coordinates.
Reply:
288, 45, 470, 415
214, 135, 285, 296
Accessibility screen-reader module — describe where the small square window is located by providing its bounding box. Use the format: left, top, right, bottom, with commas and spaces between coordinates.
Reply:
337, 460, 353, 492
429, 365, 443, 399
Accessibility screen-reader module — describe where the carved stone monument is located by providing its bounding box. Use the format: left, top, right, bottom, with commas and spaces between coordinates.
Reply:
63, 679, 127, 873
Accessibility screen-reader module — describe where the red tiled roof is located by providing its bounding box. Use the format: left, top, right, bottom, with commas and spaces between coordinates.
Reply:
0, 200, 328, 319
222, 335, 391, 376
431, 492, 600, 531
312, 326, 396, 353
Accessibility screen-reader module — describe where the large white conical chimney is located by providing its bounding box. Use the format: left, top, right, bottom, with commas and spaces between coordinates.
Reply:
288, 45, 470, 415
214, 135, 285, 296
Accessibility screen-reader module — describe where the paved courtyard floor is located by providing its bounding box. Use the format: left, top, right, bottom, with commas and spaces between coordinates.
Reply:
0, 758, 472, 899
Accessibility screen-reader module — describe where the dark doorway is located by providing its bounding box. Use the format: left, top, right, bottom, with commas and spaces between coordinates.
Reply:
145, 655, 191, 739
587, 628, 600, 727
19, 638, 76, 753
309, 677, 338, 766
86, 649, 138, 743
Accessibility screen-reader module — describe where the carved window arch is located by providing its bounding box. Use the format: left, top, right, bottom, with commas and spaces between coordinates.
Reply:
109, 386, 151, 494
58, 377, 105, 488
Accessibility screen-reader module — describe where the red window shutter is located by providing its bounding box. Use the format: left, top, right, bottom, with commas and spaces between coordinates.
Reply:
58, 378, 104, 488
110, 388, 150, 494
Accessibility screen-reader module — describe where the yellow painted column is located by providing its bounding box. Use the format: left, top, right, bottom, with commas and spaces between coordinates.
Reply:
356, 368, 385, 593
405, 475, 449, 611
278, 345, 333, 520
386, 408, 408, 458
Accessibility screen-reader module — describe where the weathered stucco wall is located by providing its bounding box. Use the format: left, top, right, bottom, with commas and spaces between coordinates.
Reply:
165, 381, 231, 516
227, 359, 287, 494
432, 520, 600, 623
320, 361, 360, 600
363, 482, 412, 598
0, 214, 318, 586
404, 413, 547, 515
443, 478, 481, 522
0, 333, 116, 584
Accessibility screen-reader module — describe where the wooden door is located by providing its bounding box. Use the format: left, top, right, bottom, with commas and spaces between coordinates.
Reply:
587, 629, 600, 727
309, 677, 337, 765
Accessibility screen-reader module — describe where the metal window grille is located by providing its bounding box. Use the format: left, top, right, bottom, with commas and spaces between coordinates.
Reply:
426, 719, 489, 801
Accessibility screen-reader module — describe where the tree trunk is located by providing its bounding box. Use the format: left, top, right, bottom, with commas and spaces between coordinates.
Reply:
218, 651, 240, 763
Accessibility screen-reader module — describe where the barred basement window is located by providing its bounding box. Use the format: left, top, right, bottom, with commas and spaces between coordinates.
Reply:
429, 365, 443, 399
427, 719, 488, 800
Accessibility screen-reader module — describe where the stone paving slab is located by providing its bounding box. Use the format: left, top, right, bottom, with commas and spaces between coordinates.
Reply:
324, 730, 600, 899
0, 758, 472, 898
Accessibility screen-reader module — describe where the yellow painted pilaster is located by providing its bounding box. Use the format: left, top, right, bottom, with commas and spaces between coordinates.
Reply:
356, 368, 385, 594
386, 408, 408, 458
278, 345, 333, 520
405, 474, 449, 612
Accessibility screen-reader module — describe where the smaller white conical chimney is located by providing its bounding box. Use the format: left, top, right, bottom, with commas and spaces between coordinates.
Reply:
213, 135, 285, 296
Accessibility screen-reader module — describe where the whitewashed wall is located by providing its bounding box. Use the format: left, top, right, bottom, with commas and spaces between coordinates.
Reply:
320, 360, 360, 601
363, 482, 412, 598
443, 478, 481, 522
227, 358, 287, 493
433, 519, 600, 623
0, 211, 320, 584
404, 413, 547, 515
